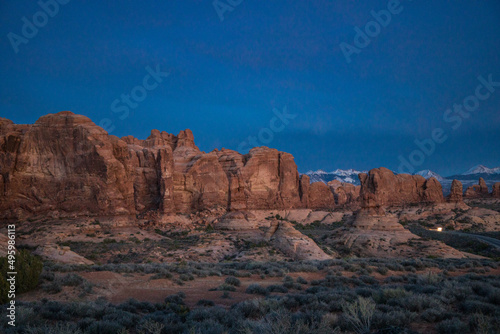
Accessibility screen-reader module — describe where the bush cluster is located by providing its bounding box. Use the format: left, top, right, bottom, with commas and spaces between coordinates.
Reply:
0, 249, 43, 304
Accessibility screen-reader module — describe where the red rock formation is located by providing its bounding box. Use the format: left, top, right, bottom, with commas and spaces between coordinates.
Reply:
1, 112, 136, 219
359, 167, 444, 209
308, 182, 336, 209
465, 185, 480, 198
327, 180, 360, 206
464, 178, 490, 198
333, 186, 348, 206
493, 183, 500, 198
479, 177, 489, 194
447, 179, 463, 203
0, 111, 307, 220
298, 175, 310, 207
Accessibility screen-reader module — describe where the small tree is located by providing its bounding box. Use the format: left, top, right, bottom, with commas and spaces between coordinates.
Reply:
0, 249, 43, 304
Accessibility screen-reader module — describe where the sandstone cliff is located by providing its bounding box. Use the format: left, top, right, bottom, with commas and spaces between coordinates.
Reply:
0, 112, 320, 220
358, 167, 444, 210
327, 180, 360, 207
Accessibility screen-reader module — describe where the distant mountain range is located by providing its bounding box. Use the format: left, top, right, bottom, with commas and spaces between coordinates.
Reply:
414, 169, 446, 182
462, 165, 500, 175
305, 169, 367, 185
447, 165, 500, 180
305, 165, 500, 194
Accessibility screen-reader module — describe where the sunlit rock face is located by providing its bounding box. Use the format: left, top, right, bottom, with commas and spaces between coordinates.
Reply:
358, 167, 444, 210
0, 111, 312, 220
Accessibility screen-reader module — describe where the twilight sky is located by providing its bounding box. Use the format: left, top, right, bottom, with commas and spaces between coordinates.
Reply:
1, 0, 499, 176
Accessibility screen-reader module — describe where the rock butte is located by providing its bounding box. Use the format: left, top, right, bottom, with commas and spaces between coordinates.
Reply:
448, 179, 464, 203
464, 177, 498, 199
0, 111, 306, 220
358, 167, 444, 211
493, 182, 500, 198
0, 111, 480, 221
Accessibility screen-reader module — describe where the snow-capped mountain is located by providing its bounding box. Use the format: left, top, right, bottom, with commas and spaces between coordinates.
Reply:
448, 165, 500, 181
462, 165, 500, 175
305, 169, 367, 185
414, 170, 446, 182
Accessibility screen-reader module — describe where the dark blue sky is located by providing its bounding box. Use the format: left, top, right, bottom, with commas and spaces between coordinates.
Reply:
1, 0, 499, 176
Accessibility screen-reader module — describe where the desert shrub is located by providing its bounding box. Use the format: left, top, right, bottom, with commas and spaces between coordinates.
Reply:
61, 273, 85, 287
310, 279, 322, 286
234, 299, 266, 318
246, 284, 269, 296
190, 306, 233, 330
42, 281, 62, 294
225, 276, 241, 287
341, 297, 375, 334
78, 281, 94, 297
420, 306, 451, 323
179, 273, 194, 281
136, 319, 164, 334
151, 271, 173, 280
40, 269, 55, 281
468, 313, 494, 334
459, 300, 496, 315
214, 284, 236, 292
385, 262, 404, 271
101, 310, 140, 328
358, 275, 378, 285
165, 292, 186, 305
417, 271, 442, 285
24, 323, 83, 334
266, 284, 288, 293
470, 282, 493, 297
297, 276, 308, 285
384, 275, 405, 283
441, 283, 472, 304
436, 318, 468, 334
118, 299, 146, 313
86, 320, 124, 334
373, 288, 409, 304
196, 299, 215, 307
188, 319, 226, 334
353, 283, 372, 295
487, 288, 500, 305
372, 309, 416, 329
376, 266, 389, 275
398, 294, 440, 313
37, 301, 72, 321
